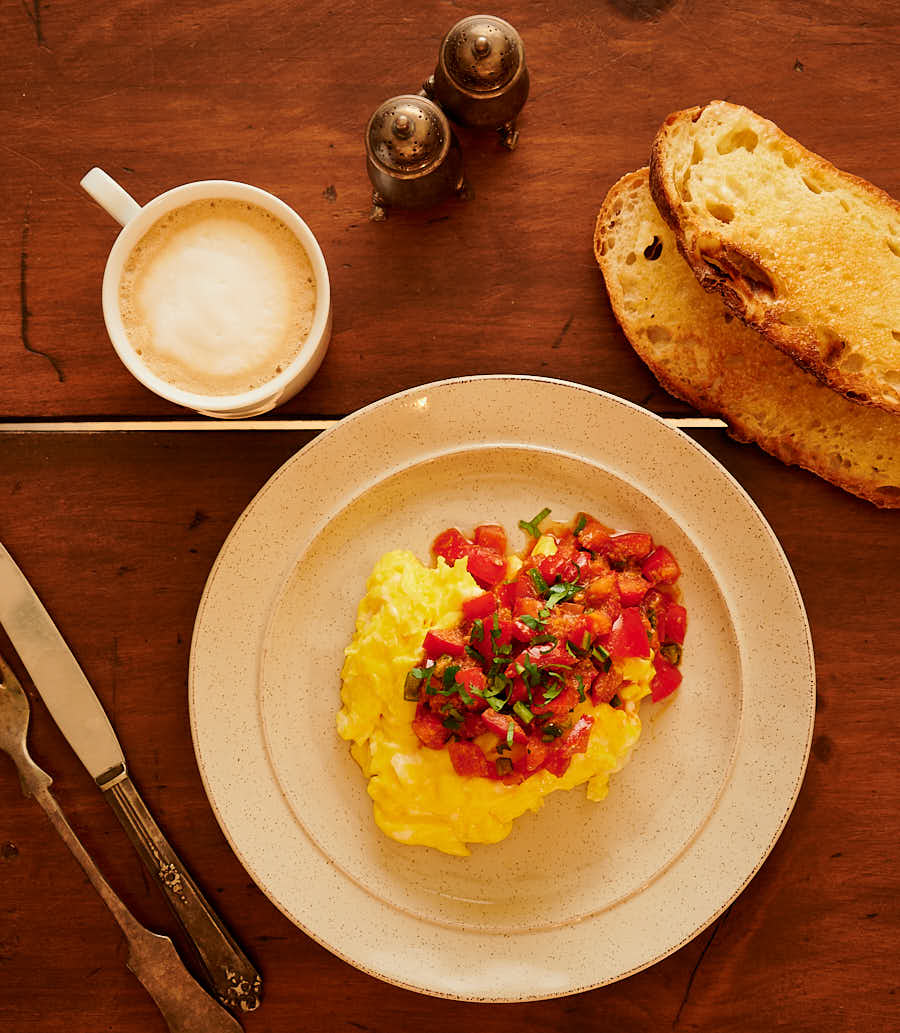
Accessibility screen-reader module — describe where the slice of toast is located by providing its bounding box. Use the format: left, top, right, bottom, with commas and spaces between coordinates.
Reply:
648, 101, 900, 414
594, 168, 900, 508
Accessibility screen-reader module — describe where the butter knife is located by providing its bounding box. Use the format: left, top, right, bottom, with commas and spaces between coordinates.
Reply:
0, 542, 261, 1013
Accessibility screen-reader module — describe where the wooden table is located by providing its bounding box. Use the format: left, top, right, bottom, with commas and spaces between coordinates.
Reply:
1, 2, 898, 1030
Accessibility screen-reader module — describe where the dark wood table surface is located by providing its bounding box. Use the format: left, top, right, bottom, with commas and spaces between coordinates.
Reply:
1, 2, 898, 1031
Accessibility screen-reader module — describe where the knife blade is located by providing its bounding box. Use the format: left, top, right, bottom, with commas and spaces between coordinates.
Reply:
0, 541, 262, 1012
0, 543, 125, 785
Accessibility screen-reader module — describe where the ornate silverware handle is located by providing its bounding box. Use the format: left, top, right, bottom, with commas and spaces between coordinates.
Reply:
103, 773, 262, 1012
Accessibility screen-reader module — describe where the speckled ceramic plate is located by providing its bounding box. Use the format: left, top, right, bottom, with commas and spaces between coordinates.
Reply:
189, 376, 815, 1002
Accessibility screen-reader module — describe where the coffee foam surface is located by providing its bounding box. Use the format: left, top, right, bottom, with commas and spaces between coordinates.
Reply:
119, 199, 317, 396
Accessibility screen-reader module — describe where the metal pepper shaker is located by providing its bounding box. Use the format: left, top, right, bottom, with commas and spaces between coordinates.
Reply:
423, 15, 529, 149
365, 94, 471, 220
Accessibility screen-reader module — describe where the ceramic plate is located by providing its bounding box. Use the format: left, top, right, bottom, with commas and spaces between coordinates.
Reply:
189, 376, 815, 1001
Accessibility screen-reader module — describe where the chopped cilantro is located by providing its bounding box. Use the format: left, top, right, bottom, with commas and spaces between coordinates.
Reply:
465, 644, 485, 664
471, 618, 485, 642
518, 507, 551, 539
545, 580, 581, 608
441, 707, 464, 731
574, 514, 587, 535
528, 568, 550, 595
541, 681, 564, 704
513, 701, 534, 724
591, 643, 611, 671
518, 615, 543, 631
520, 654, 542, 688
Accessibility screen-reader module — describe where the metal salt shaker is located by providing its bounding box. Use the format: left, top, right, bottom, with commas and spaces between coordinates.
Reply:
424, 15, 529, 149
365, 95, 471, 220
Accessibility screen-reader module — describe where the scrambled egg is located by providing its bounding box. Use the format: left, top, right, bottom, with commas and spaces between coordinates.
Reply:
337, 549, 654, 857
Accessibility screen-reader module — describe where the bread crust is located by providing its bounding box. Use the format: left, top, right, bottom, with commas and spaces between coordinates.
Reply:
595, 168, 900, 508
649, 101, 900, 414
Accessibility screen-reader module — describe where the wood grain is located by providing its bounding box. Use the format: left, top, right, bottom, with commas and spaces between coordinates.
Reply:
0, 1, 899, 1030
0, 430, 897, 1033
1, 0, 898, 418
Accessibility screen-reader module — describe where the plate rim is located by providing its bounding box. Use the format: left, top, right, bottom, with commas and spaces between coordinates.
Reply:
188, 375, 816, 1002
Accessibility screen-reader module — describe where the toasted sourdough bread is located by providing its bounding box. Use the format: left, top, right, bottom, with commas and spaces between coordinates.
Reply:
594, 169, 900, 508
648, 101, 900, 414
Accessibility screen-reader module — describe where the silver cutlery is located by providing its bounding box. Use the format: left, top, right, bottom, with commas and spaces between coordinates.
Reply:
0, 654, 243, 1033
0, 542, 261, 1012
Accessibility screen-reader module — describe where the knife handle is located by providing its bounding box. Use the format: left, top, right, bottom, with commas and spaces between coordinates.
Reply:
103, 774, 262, 1013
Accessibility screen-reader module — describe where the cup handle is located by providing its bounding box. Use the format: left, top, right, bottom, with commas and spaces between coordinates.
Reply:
80, 167, 143, 227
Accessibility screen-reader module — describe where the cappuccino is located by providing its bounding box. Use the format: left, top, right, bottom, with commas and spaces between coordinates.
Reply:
118, 198, 317, 396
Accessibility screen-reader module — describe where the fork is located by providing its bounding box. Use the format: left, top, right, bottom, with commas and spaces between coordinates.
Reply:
0, 654, 244, 1033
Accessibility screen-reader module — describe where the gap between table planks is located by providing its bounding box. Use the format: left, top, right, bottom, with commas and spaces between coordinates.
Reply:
0, 418, 727, 432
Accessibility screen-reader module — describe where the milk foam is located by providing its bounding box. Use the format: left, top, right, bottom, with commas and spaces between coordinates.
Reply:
119, 199, 316, 396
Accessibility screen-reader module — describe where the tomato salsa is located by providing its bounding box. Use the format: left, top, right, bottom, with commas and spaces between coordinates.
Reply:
405, 509, 687, 783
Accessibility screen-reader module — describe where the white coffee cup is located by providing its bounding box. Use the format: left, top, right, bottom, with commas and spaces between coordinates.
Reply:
81, 168, 332, 418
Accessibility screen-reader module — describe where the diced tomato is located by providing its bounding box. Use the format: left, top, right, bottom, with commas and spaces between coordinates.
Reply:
507, 675, 529, 703
448, 740, 494, 778
642, 587, 669, 624
482, 708, 528, 743
432, 528, 470, 564
495, 581, 517, 610
513, 570, 541, 600
595, 532, 654, 564
565, 617, 593, 653
473, 524, 507, 555
607, 607, 651, 659
585, 577, 621, 636
664, 603, 687, 645
512, 619, 537, 642
508, 741, 529, 774
455, 667, 487, 697
585, 608, 613, 639
564, 530, 583, 557
524, 735, 551, 772
543, 752, 571, 777
572, 550, 592, 581
462, 592, 497, 621
556, 601, 585, 616
562, 714, 594, 754
545, 715, 594, 776
422, 629, 467, 660
616, 571, 651, 606
538, 552, 579, 586
466, 547, 507, 589
483, 618, 516, 659
513, 596, 542, 620
532, 682, 578, 716
584, 571, 618, 606
651, 655, 682, 701
590, 666, 623, 705
576, 517, 613, 551
527, 642, 575, 670
412, 708, 450, 749
460, 712, 490, 738
642, 546, 681, 585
